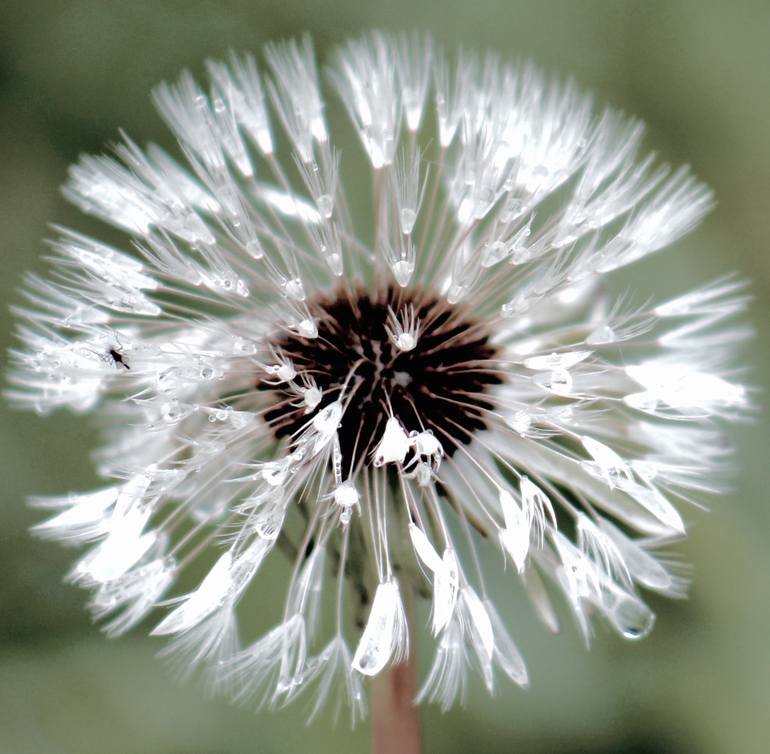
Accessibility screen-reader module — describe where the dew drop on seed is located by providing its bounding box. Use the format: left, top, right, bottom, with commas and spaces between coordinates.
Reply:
481, 241, 508, 267
610, 594, 655, 640
316, 194, 334, 219
548, 369, 573, 396
586, 325, 616, 345
245, 239, 264, 259
399, 208, 417, 235
283, 278, 305, 302
391, 260, 414, 287
326, 252, 343, 276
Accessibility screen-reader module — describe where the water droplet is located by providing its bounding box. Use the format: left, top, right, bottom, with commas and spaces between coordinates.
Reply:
303, 386, 322, 411
275, 362, 296, 382
316, 194, 333, 219
391, 260, 414, 287
161, 400, 185, 423
399, 207, 417, 235
501, 296, 530, 317
510, 246, 532, 265
395, 333, 416, 351
245, 239, 264, 259
333, 482, 359, 509
261, 461, 289, 487
608, 593, 655, 640
283, 278, 305, 302
447, 281, 469, 304
296, 318, 317, 338
230, 337, 256, 356
481, 241, 508, 267
586, 325, 616, 345
325, 252, 343, 276
312, 402, 342, 436
548, 369, 573, 396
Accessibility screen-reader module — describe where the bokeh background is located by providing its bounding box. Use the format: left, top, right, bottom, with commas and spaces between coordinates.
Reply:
1, 1, 768, 753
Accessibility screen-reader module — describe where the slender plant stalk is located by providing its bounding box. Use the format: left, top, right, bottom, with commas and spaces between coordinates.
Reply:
371, 585, 422, 754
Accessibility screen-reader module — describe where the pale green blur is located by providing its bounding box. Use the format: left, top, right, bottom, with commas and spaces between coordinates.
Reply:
1, 1, 768, 752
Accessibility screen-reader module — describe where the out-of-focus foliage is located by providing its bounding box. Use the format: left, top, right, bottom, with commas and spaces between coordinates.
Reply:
1, 2, 768, 752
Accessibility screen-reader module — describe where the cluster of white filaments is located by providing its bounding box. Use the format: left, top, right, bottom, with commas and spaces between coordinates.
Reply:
8, 32, 748, 719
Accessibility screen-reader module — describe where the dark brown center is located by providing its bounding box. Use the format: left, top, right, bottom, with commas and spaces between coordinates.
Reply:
260, 286, 501, 474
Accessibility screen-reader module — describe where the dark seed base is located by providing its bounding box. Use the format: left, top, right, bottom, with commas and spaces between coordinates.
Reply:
261, 286, 501, 474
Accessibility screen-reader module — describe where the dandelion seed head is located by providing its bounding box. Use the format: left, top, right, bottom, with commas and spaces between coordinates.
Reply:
7, 31, 748, 718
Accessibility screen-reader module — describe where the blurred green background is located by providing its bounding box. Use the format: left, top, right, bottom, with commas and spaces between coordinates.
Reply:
1, 1, 768, 753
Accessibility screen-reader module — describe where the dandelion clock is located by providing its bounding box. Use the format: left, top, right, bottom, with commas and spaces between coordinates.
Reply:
7, 31, 748, 753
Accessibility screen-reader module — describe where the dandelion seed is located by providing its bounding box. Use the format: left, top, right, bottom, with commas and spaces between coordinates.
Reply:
8, 31, 748, 720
